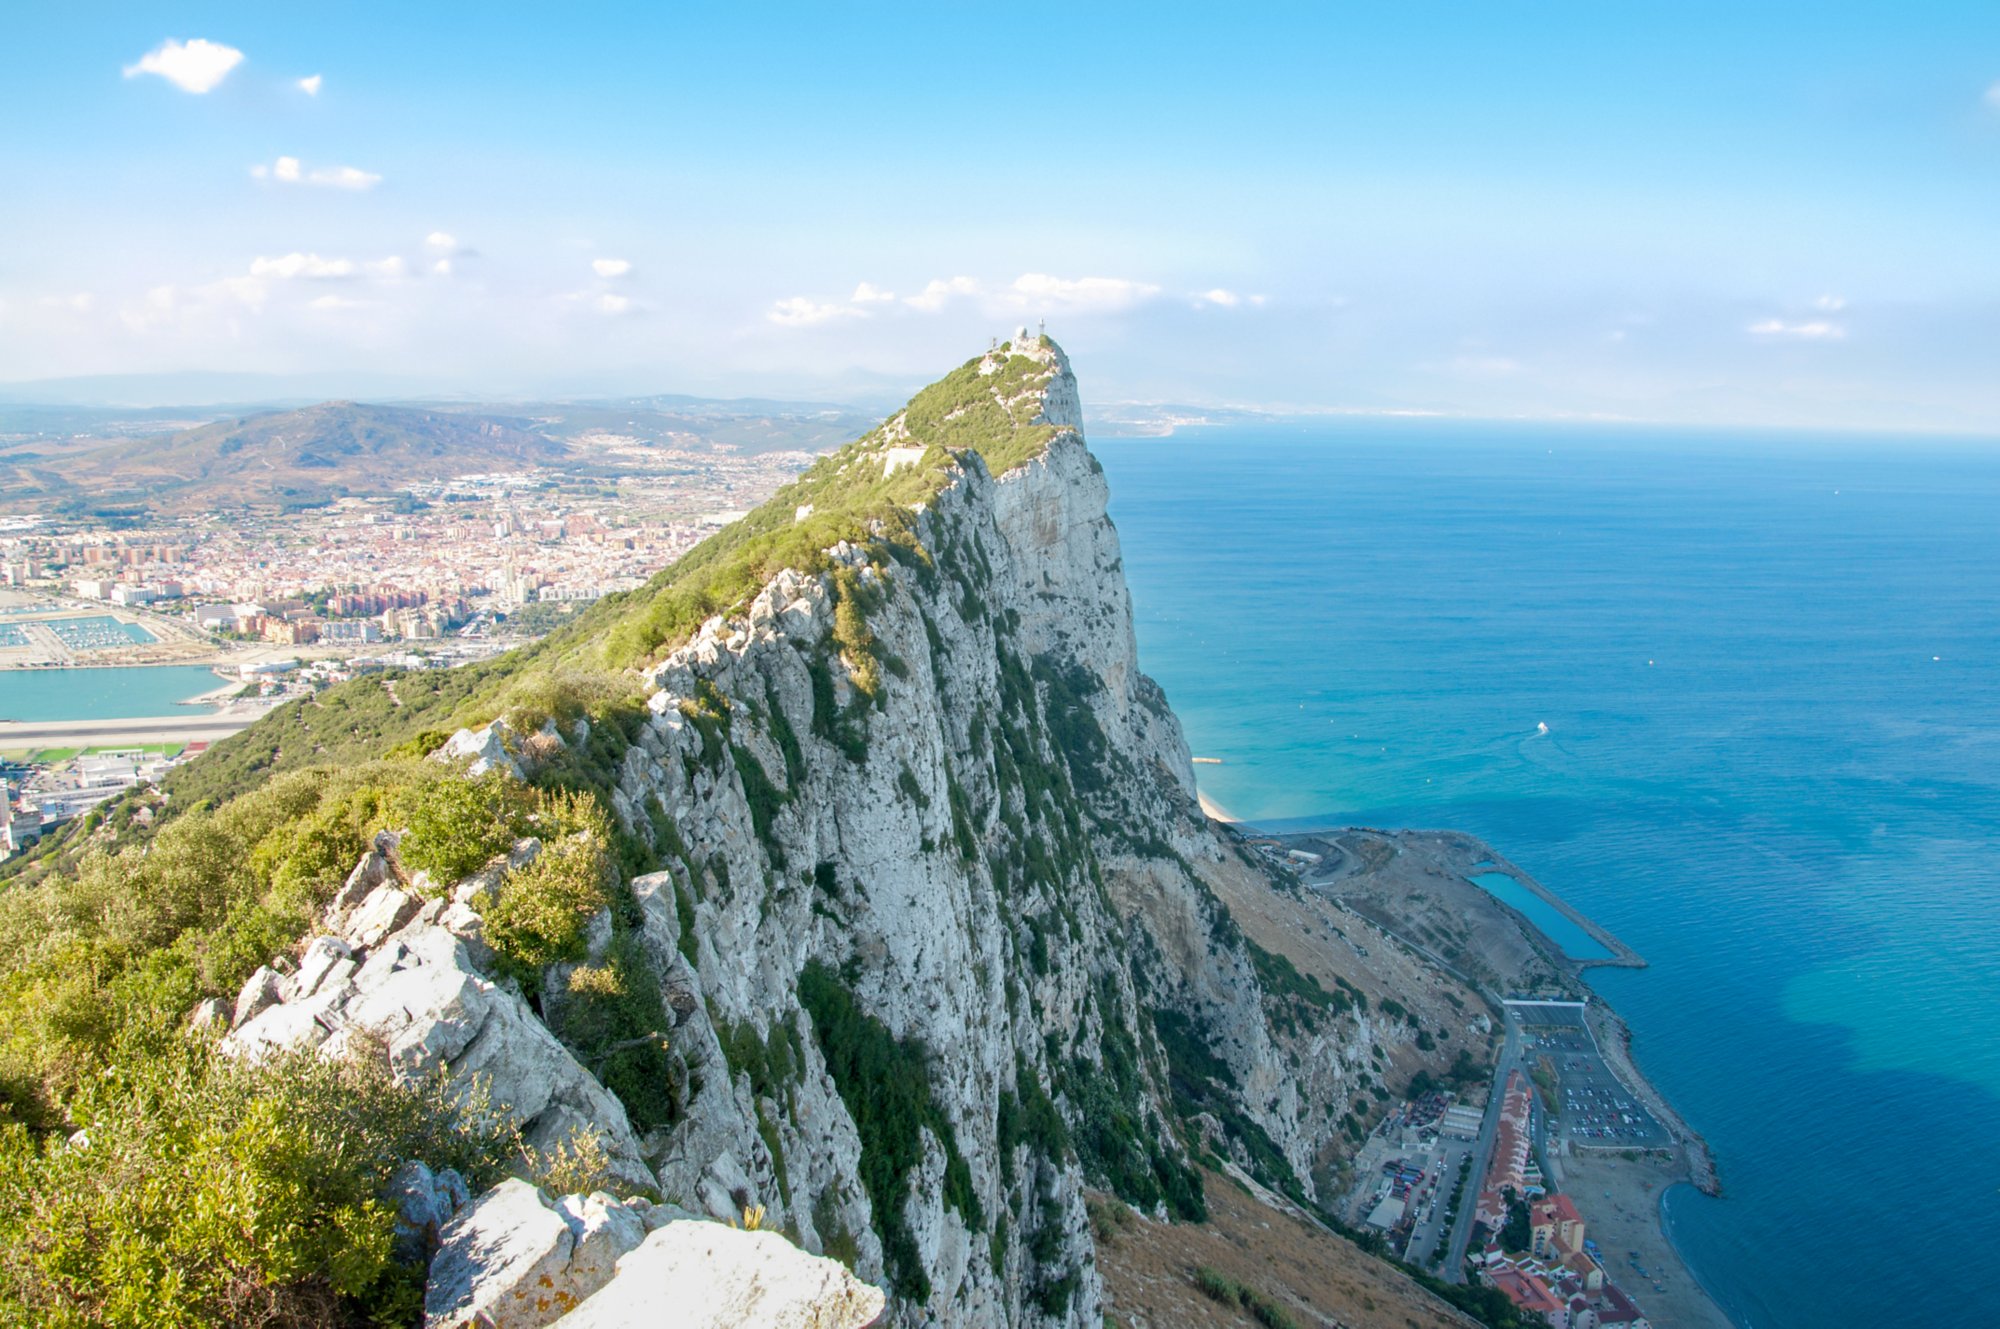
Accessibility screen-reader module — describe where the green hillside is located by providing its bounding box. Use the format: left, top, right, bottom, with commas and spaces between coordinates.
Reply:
12, 401, 565, 514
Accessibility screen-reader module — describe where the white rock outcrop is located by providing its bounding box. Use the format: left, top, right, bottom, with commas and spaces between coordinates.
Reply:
225, 885, 653, 1191
423, 1179, 651, 1329
552, 1222, 886, 1329
436, 719, 525, 779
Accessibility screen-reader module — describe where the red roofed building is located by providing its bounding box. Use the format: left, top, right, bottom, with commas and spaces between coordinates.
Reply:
1532, 1192, 1586, 1260
1490, 1266, 1568, 1326
1476, 1069, 1536, 1228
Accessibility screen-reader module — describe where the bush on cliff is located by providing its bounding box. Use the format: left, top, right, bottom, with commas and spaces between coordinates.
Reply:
483, 823, 614, 979
385, 769, 531, 886
0, 762, 583, 1130
798, 960, 981, 1302
0, 1040, 515, 1327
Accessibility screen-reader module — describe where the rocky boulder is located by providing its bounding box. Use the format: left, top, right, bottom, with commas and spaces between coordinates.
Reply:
423, 1178, 650, 1329
224, 885, 652, 1191
435, 720, 526, 780
550, 1221, 886, 1329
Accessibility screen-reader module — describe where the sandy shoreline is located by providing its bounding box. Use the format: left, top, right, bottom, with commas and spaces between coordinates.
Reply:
1562, 1153, 1733, 1329
1195, 788, 1238, 823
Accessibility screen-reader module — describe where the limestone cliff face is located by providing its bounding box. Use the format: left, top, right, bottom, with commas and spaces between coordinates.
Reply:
245, 337, 1415, 1327
591, 337, 1396, 1325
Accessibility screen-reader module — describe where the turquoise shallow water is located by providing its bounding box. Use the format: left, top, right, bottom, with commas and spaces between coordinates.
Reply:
1466, 871, 1612, 959
1095, 423, 2000, 1329
0, 665, 223, 723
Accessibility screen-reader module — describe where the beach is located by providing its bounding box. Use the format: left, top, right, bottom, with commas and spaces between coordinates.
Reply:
1561, 1152, 1732, 1329
1195, 788, 1237, 823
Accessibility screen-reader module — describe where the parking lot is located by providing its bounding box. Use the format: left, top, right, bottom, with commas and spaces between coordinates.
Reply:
1518, 1008, 1671, 1151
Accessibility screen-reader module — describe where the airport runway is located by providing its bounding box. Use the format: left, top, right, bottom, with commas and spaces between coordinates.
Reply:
0, 712, 259, 751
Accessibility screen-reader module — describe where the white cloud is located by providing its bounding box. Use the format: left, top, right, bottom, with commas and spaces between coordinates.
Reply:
123, 38, 244, 94
597, 294, 633, 315
851, 282, 897, 304
298, 74, 322, 96
1815, 294, 1847, 312
213, 275, 269, 310
592, 257, 633, 278
767, 296, 850, 327
1986, 82, 2000, 110
250, 156, 381, 190
425, 231, 458, 251
308, 294, 366, 310
120, 285, 181, 334
38, 293, 94, 313
1748, 318, 1845, 340
118, 272, 268, 334
432, 258, 453, 277
1196, 288, 1242, 307
250, 252, 356, 280
311, 164, 382, 191
904, 276, 982, 312
365, 256, 406, 279
1006, 273, 1161, 313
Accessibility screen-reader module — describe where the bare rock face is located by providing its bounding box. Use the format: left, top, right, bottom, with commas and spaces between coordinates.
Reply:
436, 720, 525, 780
230, 965, 286, 1027
389, 1160, 472, 1261
223, 888, 652, 1191
551, 1222, 886, 1329
423, 1179, 650, 1329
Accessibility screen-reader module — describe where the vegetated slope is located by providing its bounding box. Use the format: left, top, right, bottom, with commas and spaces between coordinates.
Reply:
34, 400, 566, 512
0, 337, 1500, 1329
152, 343, 1079, 811
1093, 1173, 1477, 1329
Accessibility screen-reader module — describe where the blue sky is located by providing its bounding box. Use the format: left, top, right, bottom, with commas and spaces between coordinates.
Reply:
3, 3, 1998, 430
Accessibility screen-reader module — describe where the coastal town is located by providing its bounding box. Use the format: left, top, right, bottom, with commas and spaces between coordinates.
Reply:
1336, 1011, 1682, 1328
1254, 828, 1728, 1329
1, 438, 815, 857
0, 438, 814, 650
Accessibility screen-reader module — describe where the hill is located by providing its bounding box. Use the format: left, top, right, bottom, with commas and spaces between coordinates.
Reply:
0, 337, 1506, 1329
3, 400, 566, 513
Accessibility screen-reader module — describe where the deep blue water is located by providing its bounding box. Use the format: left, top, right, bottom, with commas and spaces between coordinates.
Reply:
1095, 423, 2000, 1329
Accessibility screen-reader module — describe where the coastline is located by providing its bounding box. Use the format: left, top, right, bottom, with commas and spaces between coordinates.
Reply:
1195, 787, 1238, 823
1471, 845, 1647, 971
1236, 819, 1734, 1327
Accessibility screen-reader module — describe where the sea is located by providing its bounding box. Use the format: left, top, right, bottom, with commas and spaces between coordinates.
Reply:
0, 665, 225, 723
1094, 422, 2000, 1329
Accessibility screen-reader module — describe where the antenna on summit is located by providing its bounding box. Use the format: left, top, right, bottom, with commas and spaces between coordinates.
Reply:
1037, 317, 1046, 338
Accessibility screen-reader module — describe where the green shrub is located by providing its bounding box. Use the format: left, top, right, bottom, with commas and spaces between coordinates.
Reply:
385, 770, 530, 887
551, 936, 682, 1133
483, 830, 613, 980
1190, 1267, 1300, 1329
0, 762, 495, 1130
732, 745, 787, 860
0, 1040, 514, 1328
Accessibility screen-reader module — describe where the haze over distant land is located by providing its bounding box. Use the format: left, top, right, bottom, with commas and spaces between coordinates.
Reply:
4, 6, 1999, 432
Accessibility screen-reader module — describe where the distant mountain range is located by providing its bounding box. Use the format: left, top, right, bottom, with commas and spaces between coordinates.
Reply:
0, 391, 898, 516
0, 401, 565, 515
